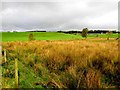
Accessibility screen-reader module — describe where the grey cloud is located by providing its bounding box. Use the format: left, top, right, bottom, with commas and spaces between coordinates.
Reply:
1, 0, 118, 31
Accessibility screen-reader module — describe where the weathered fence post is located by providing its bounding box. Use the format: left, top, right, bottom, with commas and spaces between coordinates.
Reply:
15, 58, 19, 88
4, 49, 7, 64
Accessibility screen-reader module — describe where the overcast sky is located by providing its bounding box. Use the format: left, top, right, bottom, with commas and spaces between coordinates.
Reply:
0, 0, 119, 31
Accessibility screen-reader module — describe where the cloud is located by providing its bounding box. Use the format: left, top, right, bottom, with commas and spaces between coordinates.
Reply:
1, 0, 119, 31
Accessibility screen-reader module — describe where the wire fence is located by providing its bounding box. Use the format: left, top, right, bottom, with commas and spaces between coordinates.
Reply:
17, 60, 43, 88
2, 56, 43, 88
18, 60, 35, 88
1, 48, 43, 88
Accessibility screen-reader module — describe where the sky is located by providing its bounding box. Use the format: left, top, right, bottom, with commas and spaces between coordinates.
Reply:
0, 0, 119, 31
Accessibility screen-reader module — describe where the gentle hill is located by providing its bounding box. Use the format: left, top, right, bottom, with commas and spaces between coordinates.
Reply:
2, 32, 119, 42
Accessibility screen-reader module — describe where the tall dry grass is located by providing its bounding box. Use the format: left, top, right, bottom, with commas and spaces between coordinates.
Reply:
2, 38, 119, 88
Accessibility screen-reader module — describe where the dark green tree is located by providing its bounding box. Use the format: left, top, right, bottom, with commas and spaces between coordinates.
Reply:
81, 28, 88, 38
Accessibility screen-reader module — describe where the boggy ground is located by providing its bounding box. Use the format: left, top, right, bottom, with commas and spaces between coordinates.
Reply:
1, 38, 120, 89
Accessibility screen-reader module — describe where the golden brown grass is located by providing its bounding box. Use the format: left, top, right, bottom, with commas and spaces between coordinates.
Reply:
2, 38, 119, 88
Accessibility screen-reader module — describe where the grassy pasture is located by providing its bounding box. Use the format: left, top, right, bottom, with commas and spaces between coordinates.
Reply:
2, 32, 119, 42
2, 32, 82, 42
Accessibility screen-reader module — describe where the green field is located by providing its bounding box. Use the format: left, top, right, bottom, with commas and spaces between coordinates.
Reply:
1, 32, 119, 42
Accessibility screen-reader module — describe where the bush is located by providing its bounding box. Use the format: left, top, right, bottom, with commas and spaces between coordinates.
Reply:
28, 33, 35, 41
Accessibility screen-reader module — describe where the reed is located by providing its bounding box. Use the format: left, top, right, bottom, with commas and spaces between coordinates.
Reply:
2, 38, 119, 88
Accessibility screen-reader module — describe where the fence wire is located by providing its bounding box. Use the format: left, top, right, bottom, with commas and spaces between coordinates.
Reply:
18, 60, 42, 88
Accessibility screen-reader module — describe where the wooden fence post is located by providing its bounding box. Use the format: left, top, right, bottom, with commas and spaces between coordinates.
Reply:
15, 58, 19, 88
4, 49, 7, 64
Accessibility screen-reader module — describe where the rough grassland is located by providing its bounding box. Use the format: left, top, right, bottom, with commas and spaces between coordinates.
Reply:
1, 38, 120, 89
